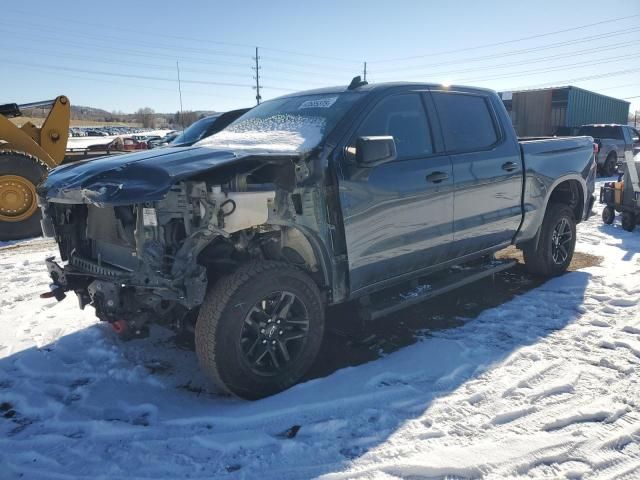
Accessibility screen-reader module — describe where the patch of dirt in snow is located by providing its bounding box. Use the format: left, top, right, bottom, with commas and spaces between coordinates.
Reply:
1, 182, 639, 479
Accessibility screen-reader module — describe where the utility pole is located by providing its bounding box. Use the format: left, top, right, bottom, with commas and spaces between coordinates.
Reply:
363, 61, 367, 82
252, 47, 262, 105
176, 60, 185, 133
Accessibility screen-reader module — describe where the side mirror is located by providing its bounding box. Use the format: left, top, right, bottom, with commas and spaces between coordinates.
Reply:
356, 136, 397, 166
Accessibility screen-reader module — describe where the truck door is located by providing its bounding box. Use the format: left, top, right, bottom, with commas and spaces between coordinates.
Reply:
430, 89, 522, 257
337, 91, 454, 294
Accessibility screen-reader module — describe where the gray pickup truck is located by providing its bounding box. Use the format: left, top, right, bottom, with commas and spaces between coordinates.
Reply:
39, 80, 596, 399
577, 124, 640, 176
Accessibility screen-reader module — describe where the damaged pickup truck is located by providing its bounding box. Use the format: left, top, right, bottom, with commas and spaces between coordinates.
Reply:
39, 79, 596, 399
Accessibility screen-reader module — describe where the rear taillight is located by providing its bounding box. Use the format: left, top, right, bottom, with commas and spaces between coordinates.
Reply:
593, 143, 599, 155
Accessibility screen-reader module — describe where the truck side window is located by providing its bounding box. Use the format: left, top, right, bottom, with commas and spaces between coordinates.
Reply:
354, 93, 433, 159
431, 92, 498, 152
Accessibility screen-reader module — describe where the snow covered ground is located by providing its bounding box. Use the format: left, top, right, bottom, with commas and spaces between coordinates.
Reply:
1, 181, 639, 479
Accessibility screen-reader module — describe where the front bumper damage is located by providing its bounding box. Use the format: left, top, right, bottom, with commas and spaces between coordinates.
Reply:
44, 251, 207, 333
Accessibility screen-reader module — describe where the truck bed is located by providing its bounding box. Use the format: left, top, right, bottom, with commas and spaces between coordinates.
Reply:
515, 135, 596, 244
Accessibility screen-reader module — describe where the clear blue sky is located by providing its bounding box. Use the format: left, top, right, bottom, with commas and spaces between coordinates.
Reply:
2, 0, 639, 115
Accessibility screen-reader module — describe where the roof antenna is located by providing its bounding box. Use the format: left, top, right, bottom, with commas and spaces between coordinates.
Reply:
348, 75, 368, 90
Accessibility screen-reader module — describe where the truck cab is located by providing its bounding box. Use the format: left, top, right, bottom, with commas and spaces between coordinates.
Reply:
332, 84, 525, 294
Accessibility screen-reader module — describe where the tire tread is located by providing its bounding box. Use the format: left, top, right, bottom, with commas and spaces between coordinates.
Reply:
522, 203, 576, 277
195, 260, 323, 398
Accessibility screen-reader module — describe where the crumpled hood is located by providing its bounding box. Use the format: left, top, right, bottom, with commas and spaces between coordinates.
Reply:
40, 146, 295, 206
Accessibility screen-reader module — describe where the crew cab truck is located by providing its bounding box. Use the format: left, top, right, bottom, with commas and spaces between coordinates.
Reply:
39, 80, 596, 399
577, 124, 640, 176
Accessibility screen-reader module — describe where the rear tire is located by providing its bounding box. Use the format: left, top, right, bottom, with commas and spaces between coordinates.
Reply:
602, 206, 615, 225
602, 153, 617, 177
0, 151, 48, 241
523, 203, 576, 277
195, 261, 325, 399
621, 212, 636, 232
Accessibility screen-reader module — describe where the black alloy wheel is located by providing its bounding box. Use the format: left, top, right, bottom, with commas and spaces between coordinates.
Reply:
239, 291, 310, 376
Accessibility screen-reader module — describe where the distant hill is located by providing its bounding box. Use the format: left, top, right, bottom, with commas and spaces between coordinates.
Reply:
14, 104, 218, 129
71, 105, 116, 122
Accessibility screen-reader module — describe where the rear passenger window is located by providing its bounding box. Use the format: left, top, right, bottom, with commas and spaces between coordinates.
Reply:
355, 93, 433, 159
432, 92, 498, 152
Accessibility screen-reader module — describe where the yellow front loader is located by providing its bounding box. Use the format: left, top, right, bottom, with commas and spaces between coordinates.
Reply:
0, 96, 70, 241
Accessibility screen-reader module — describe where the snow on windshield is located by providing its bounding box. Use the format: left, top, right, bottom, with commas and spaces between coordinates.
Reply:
196, 114, 325, 153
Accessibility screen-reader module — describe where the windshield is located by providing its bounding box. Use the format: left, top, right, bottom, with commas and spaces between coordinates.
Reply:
196, 92, 362, 153
172, 115, 220, 144
577, 126, 623, 140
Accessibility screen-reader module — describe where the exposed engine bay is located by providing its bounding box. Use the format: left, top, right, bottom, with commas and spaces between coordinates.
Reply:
41, 158, 333, 335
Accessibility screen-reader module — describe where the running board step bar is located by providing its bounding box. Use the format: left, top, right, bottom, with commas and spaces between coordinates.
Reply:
359, 259, 517, 321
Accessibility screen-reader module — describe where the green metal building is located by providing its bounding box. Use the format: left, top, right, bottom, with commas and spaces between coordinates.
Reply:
500, 86, 630, 137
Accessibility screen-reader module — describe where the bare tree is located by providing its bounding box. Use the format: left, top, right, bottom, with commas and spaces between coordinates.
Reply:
174, 110, 201, 129
136, 107, 157, 128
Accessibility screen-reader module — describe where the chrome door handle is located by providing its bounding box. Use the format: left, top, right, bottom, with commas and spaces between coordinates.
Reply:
502, 161, 519, 172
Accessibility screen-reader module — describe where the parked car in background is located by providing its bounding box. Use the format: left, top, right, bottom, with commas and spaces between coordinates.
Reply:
121, 137, 149, 151
39, 81, 596, 399
169, 108, 250, 147
148, 132, 178, 148
577, 124, 640, 176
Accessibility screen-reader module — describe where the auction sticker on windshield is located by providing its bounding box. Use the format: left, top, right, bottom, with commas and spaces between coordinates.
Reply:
298, 96, 338, 109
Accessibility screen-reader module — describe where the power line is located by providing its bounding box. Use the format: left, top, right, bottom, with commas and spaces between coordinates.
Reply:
2, 35, 252, 71
0, 27, 253, 69
0, 20, 253, 62
2, 46, 254, 79
2, 25, 356, 83
367, 55, 639, 91
509, 68, 640, 90
370, 40, 638, 80
6, 57, 298, 97
257, 47, 357, 64
1, 59, 255, 89
454, 53, 640, 84
256, 61, 356, 81
371, 27, 640, 74
258, 55, 359, 70
9, 63, 252, 102
369, 13, 640, 63
597, 83, 640, 91
1, 7, 255, 49
0, 9, 361, 67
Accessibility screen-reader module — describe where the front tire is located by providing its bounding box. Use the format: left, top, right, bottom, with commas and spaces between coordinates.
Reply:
195, 261, 325, 399
523, 203, 576, 277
